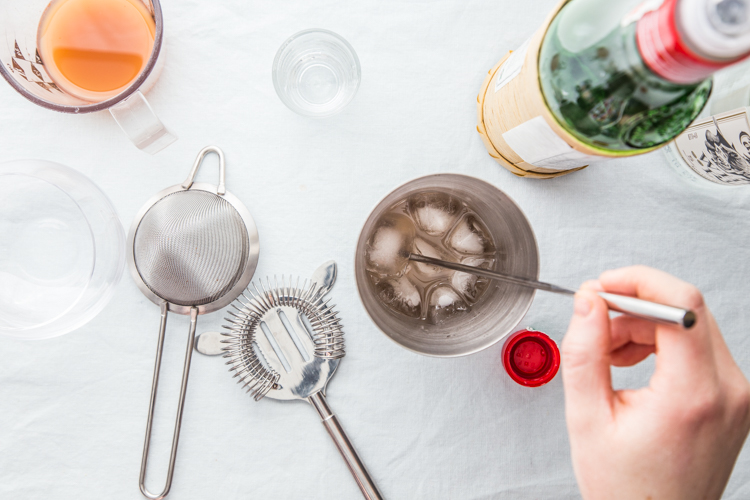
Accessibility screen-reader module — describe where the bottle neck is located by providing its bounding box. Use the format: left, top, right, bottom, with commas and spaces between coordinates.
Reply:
636, 0, 747, 84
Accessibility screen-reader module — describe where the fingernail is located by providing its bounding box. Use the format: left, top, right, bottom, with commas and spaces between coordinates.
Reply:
574, 294, 592, 317
581, 279, 604, 292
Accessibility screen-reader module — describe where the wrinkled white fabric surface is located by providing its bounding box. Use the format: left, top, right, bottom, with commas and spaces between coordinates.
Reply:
1, 0, 749, 498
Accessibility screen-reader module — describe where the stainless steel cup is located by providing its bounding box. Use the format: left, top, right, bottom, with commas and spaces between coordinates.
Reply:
355, 174, 539, 357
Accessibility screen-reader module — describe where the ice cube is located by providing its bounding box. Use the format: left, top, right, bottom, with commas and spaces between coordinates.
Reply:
447, 214, 494, 255
365, 213, 415, 277
412, 237, 453, 279
427, 285, 468, 325
451, 256, 492, 303
376, 276, 422, 318
407, 192, 461, 237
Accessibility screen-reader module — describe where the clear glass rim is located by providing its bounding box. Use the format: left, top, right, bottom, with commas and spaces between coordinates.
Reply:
274, 28, 360, 57
0, 0, 164, 114
0, 171, 95, 332
0, 160, 126, 339
272, 28, 361, 118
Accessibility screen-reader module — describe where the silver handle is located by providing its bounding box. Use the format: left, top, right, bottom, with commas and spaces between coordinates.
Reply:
309, 393, 384, 500
598, 292, 696, 328
181, 146, 226, 195
139, 305, 198, 500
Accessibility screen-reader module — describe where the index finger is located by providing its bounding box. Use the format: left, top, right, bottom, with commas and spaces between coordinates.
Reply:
598, 266, 714, 387
599, 266, 705, 312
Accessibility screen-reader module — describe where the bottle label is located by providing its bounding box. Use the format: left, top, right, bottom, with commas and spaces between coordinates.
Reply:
663, 143, 717, 188
494, 38, 531, 93
502, 116, 603, 171
673, 108, 750, 185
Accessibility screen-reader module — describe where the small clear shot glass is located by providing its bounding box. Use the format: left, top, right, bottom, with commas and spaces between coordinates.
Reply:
272, 29, 361, 118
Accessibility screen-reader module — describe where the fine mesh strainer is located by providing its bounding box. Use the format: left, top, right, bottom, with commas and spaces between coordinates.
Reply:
196, 262, 383, 499
128, 146, 260, 500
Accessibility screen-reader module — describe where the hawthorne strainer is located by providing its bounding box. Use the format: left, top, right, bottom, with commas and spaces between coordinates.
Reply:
127, 146, 260, 500
196, 262, 383, 499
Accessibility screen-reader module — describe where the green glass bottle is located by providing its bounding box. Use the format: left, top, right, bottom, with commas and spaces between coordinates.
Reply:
538, 0, 750, 153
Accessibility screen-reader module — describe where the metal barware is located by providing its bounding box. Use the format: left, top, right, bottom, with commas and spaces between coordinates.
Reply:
355, 174, 540, 358
128, 146, 260, 499
197, 261, 383, 500
409, 254, 697, 328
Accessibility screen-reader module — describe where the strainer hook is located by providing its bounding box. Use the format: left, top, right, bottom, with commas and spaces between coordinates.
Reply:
181, 145, 226, 195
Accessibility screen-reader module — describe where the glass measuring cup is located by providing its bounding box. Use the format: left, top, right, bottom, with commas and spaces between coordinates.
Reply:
0, 0, 176, 154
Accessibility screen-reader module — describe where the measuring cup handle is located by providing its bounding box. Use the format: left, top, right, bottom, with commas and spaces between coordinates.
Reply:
139, 304, 198, 500
309, 393, 384, 500
109, 90, 177, 154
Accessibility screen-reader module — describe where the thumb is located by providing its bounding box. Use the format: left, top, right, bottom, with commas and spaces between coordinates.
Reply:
562, 289, 615, 429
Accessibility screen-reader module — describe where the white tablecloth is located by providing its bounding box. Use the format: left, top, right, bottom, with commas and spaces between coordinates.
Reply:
1, 0, 749, 498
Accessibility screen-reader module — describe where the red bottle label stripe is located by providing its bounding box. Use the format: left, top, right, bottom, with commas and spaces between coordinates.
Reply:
637, 0, 733, 84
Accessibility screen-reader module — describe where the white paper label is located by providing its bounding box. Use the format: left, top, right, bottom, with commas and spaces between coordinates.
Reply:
494, 38, 531, 93
673, 108, 750, 185
621, 0, 664, 27
664, 143, 712, 188
502, 116, 602, 171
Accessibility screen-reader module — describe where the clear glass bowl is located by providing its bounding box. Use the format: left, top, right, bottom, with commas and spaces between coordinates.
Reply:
0, 160, 125, 339
272, 29, 361, 118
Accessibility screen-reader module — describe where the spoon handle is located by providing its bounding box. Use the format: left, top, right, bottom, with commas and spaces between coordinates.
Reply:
407, 253, 575, 295
597, 292, 696, 328
407, 254, 696, 328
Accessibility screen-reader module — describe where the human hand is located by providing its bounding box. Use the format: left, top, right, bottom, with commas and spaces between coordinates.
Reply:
562, 266, 750, 500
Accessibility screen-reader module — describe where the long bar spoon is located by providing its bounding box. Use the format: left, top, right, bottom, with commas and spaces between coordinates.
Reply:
408, 254, 696, 329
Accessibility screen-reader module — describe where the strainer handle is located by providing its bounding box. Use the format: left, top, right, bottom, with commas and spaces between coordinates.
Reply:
309, 393, 384, 500
139, 304, 198, 500
181, 146, 226, 195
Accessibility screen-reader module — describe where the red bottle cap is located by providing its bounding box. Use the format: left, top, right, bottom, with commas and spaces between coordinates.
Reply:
502, 329, 560, 387
636, 0, 749, 84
